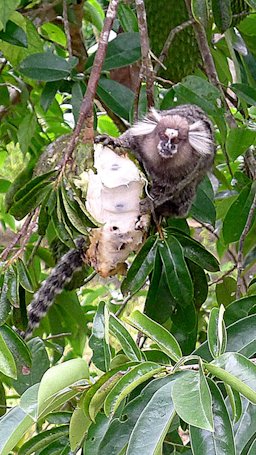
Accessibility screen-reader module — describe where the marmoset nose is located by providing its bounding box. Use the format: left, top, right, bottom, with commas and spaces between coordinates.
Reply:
165, 128, 178, 139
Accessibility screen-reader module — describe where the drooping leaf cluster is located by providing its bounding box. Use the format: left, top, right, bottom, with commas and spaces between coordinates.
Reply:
1, 1, 256, 454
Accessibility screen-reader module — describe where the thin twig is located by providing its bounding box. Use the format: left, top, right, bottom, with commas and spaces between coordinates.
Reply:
199, 221, 238, 265
0, 212, 34, 261
133, 77, 142, 122
115, 293, 133, 317
58, 0, 120, 176
184, 1, 236, 130
27, 236, 43, 267
135, 0, 154, 109
45, 332, 71, 340
209, 264, 237, 286
154, 19, 195, 74
6, 208, 40, 265
63, 0, 73, 58
236, 190, 256, 299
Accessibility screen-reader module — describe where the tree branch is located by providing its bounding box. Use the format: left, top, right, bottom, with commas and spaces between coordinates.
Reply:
184, 0, 236, 129
236, 190, 256, 299
63, 0, 72, 59
58, 0, 120, 175
154, 19, 195, 75
135, 0, 154, 109
0, 208, 39, 262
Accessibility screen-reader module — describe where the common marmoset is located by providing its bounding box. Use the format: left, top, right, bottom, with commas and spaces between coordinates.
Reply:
96, 104, 215, 217
23, 104, 215, 339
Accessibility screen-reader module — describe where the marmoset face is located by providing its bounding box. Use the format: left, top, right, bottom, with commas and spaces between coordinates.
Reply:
154, 115, 189, 159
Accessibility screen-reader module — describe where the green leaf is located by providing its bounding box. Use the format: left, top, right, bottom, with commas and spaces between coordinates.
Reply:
171, 231, 219, 272
226, 127, 256, 160
0, 178, 11, 193
118, 4, 139, 32
172, 366, 214, 431
187, 260, 208, 308
89, 302, 111, 372
97, 78, 134, 121
84, 363, 137, 421
61, 183, 95, 231
0, 407, 34, 455
71, 81, 84, 124
83, 412, 111, 455
225, 295, 256, 325
38, 358, 89, 417
5, 158, 36, 212
190, 179, 216, 225
19, 383, 39, 419
232, 83, 256, 105
222, 183, 255, 244
0, 324, 31, 377
40, 22, 67, 47
99, 375, 176, 455
84, 0, 104, 31
16, 258, 34, 292
205, 353, 256, 403
191, 0, 209, 27
158, 236, 193, 306
234, 398, 256, 454
190, 379, 235, 454
0, 0, 20, 30
60, 185, 88, 235
18, 425, 69, 455
126, 381, 176, 455
0, 382, 6, 418
69, 405, 91, 452
0, 272, 11, 324
248, 439, 256, 455
208, 306, 227, 358
212, 0, 232, 32
216, 276, 237, 307
226, 314, 256, 358
174, 77, 221, 118
104, 362, 163, 417
121, 236, 157, 295
40, 81, 59, 112
126, 311, 182, 362
13, 170, 57, 203
0, 16, 43, 67
37, 188, 53, 235
12, 337, 49, 395
144, 250, 176, 325
0, 20, 27, 47
19, 52, 74, 81
109, 314, 143, 361
17, 111, 36, 154
10, 181, 52, 220
86, 33, 141, 71
0, 332, 17, 378
225, 385, 242, 423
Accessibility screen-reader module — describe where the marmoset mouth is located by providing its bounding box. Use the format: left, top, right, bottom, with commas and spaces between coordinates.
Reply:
158, 141, 178, 158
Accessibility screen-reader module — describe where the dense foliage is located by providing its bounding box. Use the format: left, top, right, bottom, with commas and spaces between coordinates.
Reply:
1, 0, 256, 453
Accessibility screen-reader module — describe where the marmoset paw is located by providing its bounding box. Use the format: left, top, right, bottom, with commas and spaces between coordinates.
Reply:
139, 198, 152, 215
95, 135, 120, 148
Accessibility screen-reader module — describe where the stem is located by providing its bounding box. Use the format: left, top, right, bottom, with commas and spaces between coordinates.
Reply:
236, 190, 256, 299
58, 0, 120, 176
135, 0, 154, 108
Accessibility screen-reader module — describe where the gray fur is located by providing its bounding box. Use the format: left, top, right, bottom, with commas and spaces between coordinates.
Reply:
96, 104, 215, 217
24, 237, 87, 339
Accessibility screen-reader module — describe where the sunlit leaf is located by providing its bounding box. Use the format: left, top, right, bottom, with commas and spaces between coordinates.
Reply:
127, 311, 182, 362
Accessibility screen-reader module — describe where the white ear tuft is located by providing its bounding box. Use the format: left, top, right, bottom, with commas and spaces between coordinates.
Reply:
130, 113, 159, 137
150, 107, 162, 123
188, 121, 213, 155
